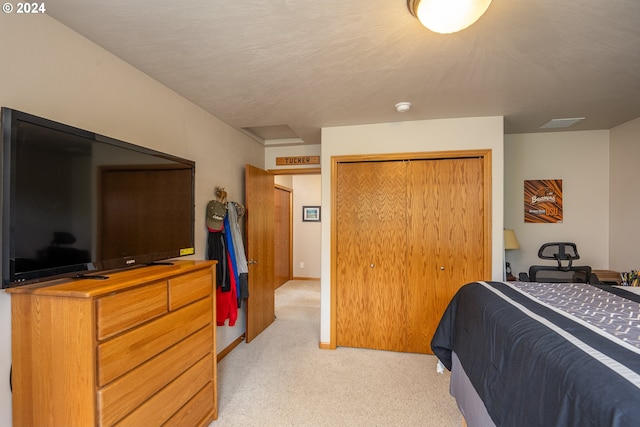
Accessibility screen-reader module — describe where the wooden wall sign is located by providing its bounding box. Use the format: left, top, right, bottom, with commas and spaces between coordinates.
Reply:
275, 156, 320, 166
524, 179, 563, 223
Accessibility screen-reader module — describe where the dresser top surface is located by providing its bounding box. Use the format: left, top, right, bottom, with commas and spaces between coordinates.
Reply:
5, 260, 216, 298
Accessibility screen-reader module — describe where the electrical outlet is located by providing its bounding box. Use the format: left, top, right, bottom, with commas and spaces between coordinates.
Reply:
300, 262, 305, 269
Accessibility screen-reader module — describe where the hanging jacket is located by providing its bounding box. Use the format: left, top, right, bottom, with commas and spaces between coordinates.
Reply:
227, 202, 249, 299
216, 254, 238, 326
207, 228, 230, 292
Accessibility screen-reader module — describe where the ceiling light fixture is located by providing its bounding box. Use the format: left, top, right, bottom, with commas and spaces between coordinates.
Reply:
407, 0, 492, 34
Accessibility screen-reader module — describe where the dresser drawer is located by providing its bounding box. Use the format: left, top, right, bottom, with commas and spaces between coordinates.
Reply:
113, 354, 213, 427
97, 325, 213, 426
164, 382, 216, 427
169, 268, 213, 311
96, 281, 168, 340
97, 296, 212, 386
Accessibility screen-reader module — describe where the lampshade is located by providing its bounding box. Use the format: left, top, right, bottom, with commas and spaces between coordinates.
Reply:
407, 0, 492, 34
504, 229, 520, 250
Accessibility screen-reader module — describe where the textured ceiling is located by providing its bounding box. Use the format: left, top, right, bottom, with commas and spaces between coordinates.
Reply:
47, 1, 640, 145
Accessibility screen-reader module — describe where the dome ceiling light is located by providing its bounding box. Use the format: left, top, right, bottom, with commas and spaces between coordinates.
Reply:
407, 0, 492, 34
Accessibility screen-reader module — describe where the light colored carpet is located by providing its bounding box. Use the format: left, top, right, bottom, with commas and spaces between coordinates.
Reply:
212, 280, 462, 427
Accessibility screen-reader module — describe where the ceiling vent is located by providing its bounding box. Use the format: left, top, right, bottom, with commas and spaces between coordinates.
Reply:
539, 117, 585, 129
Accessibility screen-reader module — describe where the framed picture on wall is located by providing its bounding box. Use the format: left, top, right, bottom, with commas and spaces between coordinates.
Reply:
302, 206, 321, 222
524, 179, 563, 223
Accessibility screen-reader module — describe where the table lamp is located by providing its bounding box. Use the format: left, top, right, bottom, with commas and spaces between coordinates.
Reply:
504, 229, 520, 281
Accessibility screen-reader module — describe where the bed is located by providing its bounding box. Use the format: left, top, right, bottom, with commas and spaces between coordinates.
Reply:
431, 280, 640, 427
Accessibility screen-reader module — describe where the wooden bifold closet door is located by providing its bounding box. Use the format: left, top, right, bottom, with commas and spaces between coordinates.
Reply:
335, 157, 485, 354
336, 161, 409, 352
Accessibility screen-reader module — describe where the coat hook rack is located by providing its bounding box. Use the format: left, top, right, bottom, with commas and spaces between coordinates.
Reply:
215, 186, 228, 204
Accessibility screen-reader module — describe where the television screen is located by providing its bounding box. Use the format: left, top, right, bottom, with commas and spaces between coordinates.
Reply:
1, 108, 195, 288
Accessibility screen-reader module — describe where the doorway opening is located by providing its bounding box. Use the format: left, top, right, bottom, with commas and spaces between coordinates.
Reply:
273, 171, 321, 288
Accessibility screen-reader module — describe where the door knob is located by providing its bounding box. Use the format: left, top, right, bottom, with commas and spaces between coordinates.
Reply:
440, 266, 445, 270
370, 263, 375, 268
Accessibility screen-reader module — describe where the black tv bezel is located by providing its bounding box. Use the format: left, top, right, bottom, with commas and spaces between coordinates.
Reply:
1, 107, 196, 288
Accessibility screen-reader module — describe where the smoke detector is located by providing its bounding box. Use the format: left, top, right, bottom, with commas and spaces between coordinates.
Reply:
395, 102, 412, 113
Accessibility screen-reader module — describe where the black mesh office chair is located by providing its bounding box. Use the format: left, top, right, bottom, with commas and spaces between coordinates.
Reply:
518, 242, 599, 284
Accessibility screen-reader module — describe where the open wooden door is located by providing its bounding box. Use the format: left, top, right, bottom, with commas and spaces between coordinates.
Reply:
274, 185, 292, 288
245, 164, 275, 343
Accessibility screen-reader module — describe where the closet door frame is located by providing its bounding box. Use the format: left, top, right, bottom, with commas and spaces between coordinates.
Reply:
329, 150, 492, 350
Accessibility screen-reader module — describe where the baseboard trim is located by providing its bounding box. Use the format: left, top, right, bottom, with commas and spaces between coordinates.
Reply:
292, 276, 320, 281
319, 342, 335, 350
217, 333, 245, 362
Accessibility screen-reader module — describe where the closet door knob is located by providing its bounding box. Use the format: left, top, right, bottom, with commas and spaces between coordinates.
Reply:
370, 263, 375, 268
440, 266, 445, 270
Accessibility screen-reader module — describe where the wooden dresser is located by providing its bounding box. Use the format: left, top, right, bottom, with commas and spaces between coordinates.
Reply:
7, 260, 217, 427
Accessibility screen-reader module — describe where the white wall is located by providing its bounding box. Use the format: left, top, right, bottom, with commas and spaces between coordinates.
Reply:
320, 116, 505, 346
275, 175, 293, 187
504, 130, 610, 277
0, 14, 263, 426
609, 117, 640, 271
292, 175, 322, 278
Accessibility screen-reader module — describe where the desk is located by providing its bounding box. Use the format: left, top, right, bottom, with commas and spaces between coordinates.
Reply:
616, 286, 640, 295
592, 269, 621, 285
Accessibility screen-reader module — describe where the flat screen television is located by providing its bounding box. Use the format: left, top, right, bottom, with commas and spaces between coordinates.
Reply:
1, 108, 196, 288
